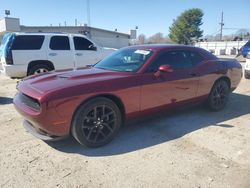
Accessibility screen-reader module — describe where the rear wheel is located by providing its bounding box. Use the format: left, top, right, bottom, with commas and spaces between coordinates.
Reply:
71, 97, 122, 148
28, 64, 52, 76
207, 80, 230, 111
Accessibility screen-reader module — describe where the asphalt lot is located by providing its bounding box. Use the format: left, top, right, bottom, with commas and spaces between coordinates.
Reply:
0, 66, 250, 188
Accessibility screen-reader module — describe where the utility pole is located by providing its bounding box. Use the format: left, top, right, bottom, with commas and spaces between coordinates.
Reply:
86, 0, 91, 38
87, 0, 91, 26
219, 11, 224, 41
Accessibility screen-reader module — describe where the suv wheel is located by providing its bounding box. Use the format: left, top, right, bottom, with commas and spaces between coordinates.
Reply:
28, 64, 52, 76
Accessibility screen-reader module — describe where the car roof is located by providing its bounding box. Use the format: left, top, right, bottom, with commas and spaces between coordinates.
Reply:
125, 44, 198, 51
125, 44, 218, 60
13, 32, 87, 38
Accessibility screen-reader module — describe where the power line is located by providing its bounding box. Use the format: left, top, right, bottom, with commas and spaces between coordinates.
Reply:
210, 29, 221, 36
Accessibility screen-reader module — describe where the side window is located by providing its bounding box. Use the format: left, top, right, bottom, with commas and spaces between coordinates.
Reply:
188, 51, 204, 66
73, 37, 93, 50
12, 35, 45, 50
50, 36, 70, 50
148, 51, 193, 72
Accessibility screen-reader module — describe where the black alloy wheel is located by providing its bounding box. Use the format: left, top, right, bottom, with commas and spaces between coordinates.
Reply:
72, 97, 122, 147
207, 80, 230, 111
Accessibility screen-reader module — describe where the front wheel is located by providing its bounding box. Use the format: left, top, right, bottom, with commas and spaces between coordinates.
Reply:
207, 80, 230, 111
71, 97, 122, 148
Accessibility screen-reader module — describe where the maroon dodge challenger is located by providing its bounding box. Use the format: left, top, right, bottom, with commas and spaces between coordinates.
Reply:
14, 45, 242, 147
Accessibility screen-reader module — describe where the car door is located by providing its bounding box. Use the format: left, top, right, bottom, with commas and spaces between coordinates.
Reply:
140, 50, 199, 110
47, 35, 75, 70
73, 36, 101, 68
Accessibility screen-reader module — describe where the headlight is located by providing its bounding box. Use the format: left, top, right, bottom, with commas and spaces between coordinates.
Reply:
19, 93, 41, 111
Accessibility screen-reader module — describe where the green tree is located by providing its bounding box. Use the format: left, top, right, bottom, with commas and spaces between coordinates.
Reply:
148, 32, 165, 44
169, 8, 203, 44
137, 34, 146, 44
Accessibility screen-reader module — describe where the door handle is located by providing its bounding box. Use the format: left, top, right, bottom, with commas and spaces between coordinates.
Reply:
75, 53, 83, 56
49, 53, 57, 56
190, 73, 197, 77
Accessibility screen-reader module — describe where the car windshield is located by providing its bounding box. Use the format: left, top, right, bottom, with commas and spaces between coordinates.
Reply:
94, 48, 153, 72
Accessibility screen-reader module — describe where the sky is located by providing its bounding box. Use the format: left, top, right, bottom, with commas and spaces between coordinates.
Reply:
0, 0, 250, 37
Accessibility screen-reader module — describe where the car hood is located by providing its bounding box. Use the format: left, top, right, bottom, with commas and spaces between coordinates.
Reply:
17, 67, 131, 100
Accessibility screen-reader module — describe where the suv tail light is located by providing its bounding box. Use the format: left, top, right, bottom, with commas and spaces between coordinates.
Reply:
5, 47, 13, 65
3, 34, 15, 65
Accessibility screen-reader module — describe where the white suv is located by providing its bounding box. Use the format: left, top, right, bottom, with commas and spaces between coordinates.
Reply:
0, 33, 116, 78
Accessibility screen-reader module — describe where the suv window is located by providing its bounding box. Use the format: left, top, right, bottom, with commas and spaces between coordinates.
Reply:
50, 36, 70, 50
12, 35, 45, 50
73, 37, 93, 50
148, 51, 193, 72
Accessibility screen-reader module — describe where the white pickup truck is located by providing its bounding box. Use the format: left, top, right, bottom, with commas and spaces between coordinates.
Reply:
0, 33, 116, 78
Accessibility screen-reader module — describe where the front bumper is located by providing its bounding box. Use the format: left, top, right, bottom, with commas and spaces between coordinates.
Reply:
23, 120, 64, 141
14, 92, 71, 137
245, 69, 250, 76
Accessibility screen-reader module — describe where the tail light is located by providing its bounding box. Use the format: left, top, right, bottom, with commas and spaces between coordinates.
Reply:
5, 47, 13, 65
3, 34, 15, 65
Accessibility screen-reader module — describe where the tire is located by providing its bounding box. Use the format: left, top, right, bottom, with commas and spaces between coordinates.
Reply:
71, 97, 122, 148
28, 64, 52, 76
245, 71, 250, 79
207, 80, 230, 111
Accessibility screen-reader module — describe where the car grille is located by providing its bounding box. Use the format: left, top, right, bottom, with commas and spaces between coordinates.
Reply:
19, 93, 41, 111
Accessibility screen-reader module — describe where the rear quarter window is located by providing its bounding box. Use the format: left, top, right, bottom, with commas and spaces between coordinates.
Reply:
197, 48, 218, 61
12, 35, 45, 50
188, 51, 204, 66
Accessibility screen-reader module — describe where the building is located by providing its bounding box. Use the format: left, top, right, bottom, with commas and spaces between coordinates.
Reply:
195, 41, 247, 55
0, 17, 136, 48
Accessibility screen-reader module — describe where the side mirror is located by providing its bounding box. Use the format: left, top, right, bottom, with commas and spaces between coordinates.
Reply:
159, 64, 173, 73
154, 64, 173, 77
89, 44, 97, 51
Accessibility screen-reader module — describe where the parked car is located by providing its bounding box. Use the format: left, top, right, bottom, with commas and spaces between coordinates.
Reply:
245, 52, 250, 79
0, 32, 116, 78
14, 44, 242, 147
239, 40, 250, 58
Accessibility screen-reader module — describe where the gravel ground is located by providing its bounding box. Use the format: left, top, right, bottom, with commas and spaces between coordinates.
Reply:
0, 71, 249, 188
